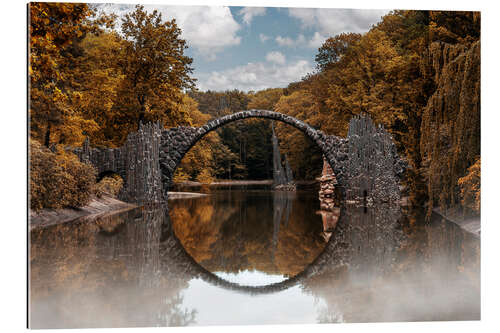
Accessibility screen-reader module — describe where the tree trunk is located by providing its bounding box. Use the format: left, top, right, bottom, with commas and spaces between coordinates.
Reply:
44, 123, 51, 148
138, 108, 145, 130
137, 95, 146, 130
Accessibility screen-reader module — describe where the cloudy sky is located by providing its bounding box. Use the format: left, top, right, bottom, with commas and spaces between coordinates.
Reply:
98, 3, 389, 92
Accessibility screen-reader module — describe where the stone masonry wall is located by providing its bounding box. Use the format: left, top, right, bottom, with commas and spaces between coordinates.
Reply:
344, 115, 406, 204
74, 122, 163, 204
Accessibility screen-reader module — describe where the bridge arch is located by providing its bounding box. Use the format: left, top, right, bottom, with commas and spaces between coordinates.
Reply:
160, 109, 347, 196
162, 216, 351, 295
75, 111, 404, 204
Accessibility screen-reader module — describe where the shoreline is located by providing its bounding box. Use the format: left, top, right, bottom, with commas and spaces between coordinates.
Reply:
433, 208, 480, 238
28, 191, 208, 230
174, 179, 318, 187
29, 195, 137, 231
167, 192, 209, 200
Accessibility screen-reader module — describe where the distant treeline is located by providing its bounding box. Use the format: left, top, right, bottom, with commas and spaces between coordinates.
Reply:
29, 3, 480, 216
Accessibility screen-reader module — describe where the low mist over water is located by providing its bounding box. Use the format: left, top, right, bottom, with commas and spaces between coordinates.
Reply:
29, 186, 479, 328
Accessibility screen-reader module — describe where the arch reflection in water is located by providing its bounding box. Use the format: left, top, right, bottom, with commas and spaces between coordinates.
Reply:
168, 187, 327, 284
29, 195, 480, 328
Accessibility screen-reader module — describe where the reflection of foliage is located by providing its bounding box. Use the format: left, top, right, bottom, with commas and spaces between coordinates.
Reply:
170, 191, 326, 276
163, 294, 197, 327
30, 206, 198, 328
302, 205, 479, 323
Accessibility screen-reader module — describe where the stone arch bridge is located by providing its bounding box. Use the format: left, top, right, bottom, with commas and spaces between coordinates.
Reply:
74, 110, 406, 204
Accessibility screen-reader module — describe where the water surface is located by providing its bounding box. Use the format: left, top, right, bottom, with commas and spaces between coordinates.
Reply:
29, 186, 480, 328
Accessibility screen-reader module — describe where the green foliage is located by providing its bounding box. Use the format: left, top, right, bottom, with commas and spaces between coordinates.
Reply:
30, 140, 96, 210
173, 95, 243, 182
189, 90, 274, 180
28, 4, 480, 216
247, 88, 284, 110
188, 90, 251, 118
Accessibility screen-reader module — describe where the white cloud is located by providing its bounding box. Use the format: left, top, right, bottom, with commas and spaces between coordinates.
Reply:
97, 4, 242, 61
275, 34, 306, 48
265, 51, 286, 65
274, 32, 330, 49
238, 7, 266, 25
195, 59, 314, 92
288, 8, 389, 36
259, 33, 270, 42
308, 31, 328, 49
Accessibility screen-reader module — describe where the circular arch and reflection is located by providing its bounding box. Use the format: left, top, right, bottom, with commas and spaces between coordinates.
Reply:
164, 110, 343, 290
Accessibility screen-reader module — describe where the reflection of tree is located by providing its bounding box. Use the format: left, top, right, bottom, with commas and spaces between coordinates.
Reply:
170, 190, 326, 277
272, 190, 295, 257
29, 205, 198, 328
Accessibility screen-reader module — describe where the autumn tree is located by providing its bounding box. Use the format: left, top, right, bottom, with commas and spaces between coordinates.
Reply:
458, 158, 480, 214
315, 33, 361, 71
29, 3, 95, 146
114, 5, 195, 135
274, 90, 323, 180
173, 95, 243, 183
71, 31, 126, 147
189, 89, 251, 118
247, 88, 284, 110
189, 89, 277, 180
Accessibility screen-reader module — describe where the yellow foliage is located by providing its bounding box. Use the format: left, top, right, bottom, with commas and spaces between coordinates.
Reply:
172, 168, 190, 183
247, 88, 283, 110
196, 169, 214, 184
273, 90, 324, 179
93, 175, 124, 198
458, 158, 480, 214
30, 140, 96, 210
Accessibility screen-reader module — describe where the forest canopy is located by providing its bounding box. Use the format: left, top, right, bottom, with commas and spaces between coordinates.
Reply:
29, 4, 480, 216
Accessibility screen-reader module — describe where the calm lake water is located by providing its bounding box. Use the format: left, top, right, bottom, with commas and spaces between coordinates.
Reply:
29, 186, 480, 328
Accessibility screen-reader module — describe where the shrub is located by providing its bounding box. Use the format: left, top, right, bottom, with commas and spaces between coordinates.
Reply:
457, 158, 481, 214
196, 169, 214, 184
93, 174, 124, 198
30, 140, 96, 210
173, 167, 190, 183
